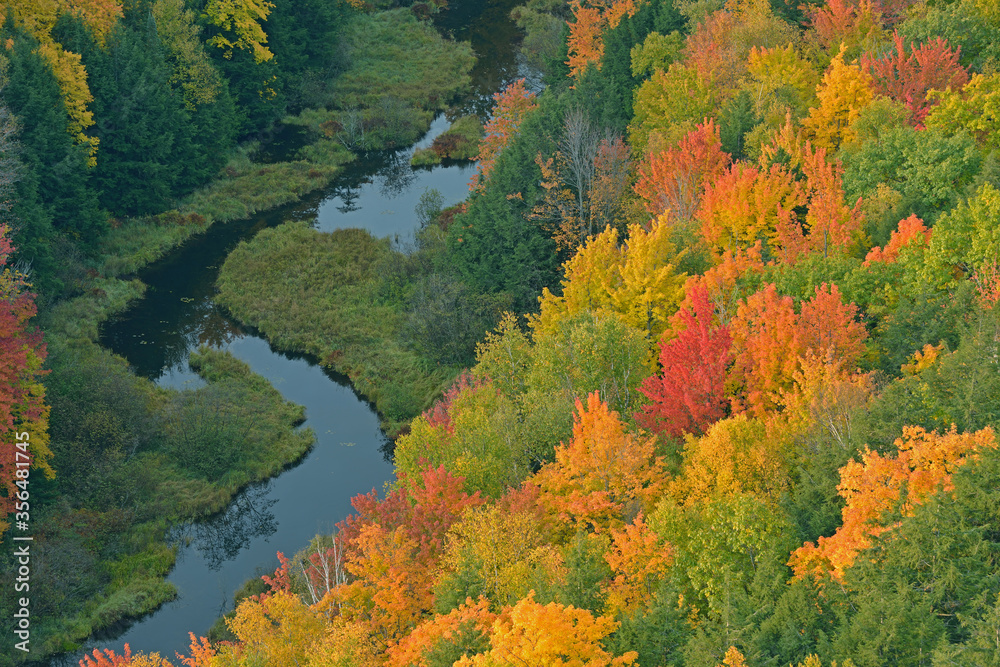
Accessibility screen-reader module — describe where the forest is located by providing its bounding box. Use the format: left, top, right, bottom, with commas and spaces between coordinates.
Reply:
2, 0, 1000, 665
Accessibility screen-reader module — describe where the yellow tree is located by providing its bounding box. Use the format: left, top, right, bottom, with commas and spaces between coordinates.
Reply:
440, 504, 556, 608
802, 48, 874, 150
203, 0, 275, 63
670, 414, 791, 506
456, 592, 638, 667
153, 0, 224, 109
534, 220, 685, 341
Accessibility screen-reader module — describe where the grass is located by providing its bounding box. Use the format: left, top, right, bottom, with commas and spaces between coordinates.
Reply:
327, 10, 475, 112
99, 143, 354, 277
216, 222, 460, 435
12, 284, 315, 664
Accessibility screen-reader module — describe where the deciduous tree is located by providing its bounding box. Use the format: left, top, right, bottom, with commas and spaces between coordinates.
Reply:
636, 285, 732, 439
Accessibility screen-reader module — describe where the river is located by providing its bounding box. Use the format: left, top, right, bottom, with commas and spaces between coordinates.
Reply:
70, 1, 535, 662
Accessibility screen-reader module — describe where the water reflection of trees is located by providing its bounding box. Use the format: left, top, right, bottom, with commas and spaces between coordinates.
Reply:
199, 309, 245, 349
377, 150, 416, 198
189, 483, 278, 570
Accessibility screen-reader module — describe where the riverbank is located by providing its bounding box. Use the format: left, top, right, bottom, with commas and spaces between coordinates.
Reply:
2, 8, 478, 665
216, 223, 469, 436
97, 8, 474, 279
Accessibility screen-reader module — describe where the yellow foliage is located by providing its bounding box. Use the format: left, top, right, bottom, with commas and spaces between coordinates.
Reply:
802, 48, 874, 150
204, 0, 275, 63
719, 646, 748, 667
442, 504, 552, 607
534, 219, 685, 341
927, 73, 1000, 152
456, 592, 638, 667
36, 42, 99, 164
224, 591, 328, 665
901, 342, 945, 376
153, 0, 223, 108
671, 414, 791, 506
602, 514, 672, 615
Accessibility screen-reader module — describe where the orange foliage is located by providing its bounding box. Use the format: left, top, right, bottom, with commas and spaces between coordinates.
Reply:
337, 523, 435, 648
603, 515, 673, 614
729, 283, 866, 415
471, 79, 538, 191
680, 242, 765, 326
863, 214, 931, 266
972, 259, 1000, 310
80, 645, 133, 667
566, 0, 641, 77
698, 161, 805, 254
535, 392, 665, 532
790, 425, 997, 580
386, 597, 496, 667
760, 127, 865, 264
634, 119, 731, 220
178, 634, 215, 667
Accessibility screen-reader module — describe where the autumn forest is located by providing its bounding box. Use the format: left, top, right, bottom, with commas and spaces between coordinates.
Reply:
2, 0, 1000, 665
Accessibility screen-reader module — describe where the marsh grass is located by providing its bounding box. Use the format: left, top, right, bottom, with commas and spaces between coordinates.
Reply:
327, 10, 474, 112
99, 144, 354, 277
216, 222, 460, 435
17, 286, 314, 661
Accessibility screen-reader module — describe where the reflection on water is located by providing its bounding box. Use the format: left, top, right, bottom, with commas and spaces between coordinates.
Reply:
185, 483, 278, 571
82, 0, 537, 661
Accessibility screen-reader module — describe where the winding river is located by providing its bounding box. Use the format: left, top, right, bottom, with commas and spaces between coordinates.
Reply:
69, 1, 536, 661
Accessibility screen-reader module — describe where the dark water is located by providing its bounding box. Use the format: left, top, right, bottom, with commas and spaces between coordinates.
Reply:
73, 0, 535, 662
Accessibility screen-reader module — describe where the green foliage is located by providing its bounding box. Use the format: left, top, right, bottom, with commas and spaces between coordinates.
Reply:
841, 123, 982, 238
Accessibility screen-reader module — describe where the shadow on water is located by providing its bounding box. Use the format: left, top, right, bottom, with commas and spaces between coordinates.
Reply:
65, 0, 535, 662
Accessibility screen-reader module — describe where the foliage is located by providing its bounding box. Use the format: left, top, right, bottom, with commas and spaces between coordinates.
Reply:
455, 592, 639, 666
471, 78, 538, 191
636, 285, 732, 439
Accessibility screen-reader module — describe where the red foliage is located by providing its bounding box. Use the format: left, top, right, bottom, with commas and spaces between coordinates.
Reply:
0, 226, 47, 527
634, 120, 731, 220
636, 286, 732, 439
337, 464, 483, 566
809, 0, 883, 50
261, 551, 293, 599
862, 32, 968, 127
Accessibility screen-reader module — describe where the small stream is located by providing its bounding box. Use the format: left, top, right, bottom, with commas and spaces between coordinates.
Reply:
69, 0, 536, 662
